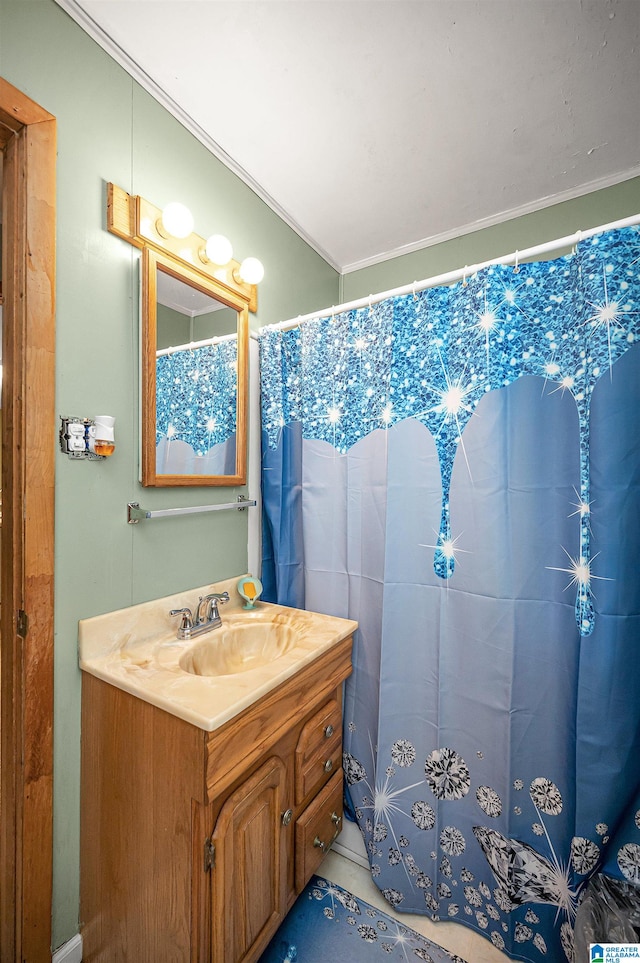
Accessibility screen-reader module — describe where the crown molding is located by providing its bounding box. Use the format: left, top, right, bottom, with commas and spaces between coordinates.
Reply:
342, 166, 640, 274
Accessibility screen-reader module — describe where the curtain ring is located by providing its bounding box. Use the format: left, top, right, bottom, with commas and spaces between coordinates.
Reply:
572, 229, 583, 256
514, 250, 520, 274
463, 266, 468, 287
368, 296, 373, 315
412, 281, 418, 301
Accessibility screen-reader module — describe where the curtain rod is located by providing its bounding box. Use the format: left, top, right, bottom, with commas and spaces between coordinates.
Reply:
260, 212, 640, 334
156, 331, 237, 358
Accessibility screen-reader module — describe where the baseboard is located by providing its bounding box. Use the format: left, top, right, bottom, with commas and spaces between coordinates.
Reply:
332, 817, 370, 870
52, 933, 82, 963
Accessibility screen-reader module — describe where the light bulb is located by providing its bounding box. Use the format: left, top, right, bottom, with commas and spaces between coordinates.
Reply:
203, 234, 233, 265
160, 202, 194, 239
238, 257, 265, 285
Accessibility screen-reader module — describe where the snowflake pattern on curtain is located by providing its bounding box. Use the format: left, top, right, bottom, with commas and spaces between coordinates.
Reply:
261, 228, 640, 636
342, 738, 640, 961
344, 739, 640, 960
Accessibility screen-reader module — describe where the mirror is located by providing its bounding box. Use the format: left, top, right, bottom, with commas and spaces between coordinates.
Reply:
141, 247, 248, 486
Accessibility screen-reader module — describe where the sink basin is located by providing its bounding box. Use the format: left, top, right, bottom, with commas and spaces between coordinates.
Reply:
179, 622, 297, 677
79, 575, 358, 731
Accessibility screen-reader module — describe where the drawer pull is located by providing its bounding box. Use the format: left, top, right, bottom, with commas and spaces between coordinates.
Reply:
281, 809, 293, 827
313, 817, 342, 855
323, 758, 333, 773
324, 724, 334, 738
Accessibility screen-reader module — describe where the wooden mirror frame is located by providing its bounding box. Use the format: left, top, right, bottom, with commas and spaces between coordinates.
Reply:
141, 247, 249, 487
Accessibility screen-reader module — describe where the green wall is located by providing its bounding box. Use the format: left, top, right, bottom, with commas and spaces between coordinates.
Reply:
0, 0, 339, 950
343, 176, 640, 299
2, 0, 640, 953
156, 305, 239, 349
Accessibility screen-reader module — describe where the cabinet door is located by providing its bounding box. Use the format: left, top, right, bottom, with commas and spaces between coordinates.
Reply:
211, 756, 290, 963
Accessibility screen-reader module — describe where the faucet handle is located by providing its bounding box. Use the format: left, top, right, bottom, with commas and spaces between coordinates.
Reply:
200, 591, 230, 622
210, 591, 230, 619
170, 607, 193, 638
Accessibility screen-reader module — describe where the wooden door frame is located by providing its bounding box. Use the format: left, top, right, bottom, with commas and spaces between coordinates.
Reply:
0, 77, 56, 961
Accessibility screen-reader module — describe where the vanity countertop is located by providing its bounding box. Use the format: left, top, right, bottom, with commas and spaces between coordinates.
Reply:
78, 575, 357, 732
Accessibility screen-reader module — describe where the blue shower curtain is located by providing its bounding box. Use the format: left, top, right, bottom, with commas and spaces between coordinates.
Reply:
259, 227, 640, 963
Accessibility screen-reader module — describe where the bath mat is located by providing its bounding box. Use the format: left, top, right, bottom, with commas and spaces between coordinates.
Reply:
258, 875, 468, 962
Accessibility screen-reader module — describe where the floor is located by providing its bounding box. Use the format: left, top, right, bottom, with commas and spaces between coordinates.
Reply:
319, 847, 511, 963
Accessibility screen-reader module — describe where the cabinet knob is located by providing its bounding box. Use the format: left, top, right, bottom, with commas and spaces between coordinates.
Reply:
331, 811, 342, 828
324, 724, 334, 738
313, 836, 327, 852
281, 808, 293, 827
323, 758, 333, 773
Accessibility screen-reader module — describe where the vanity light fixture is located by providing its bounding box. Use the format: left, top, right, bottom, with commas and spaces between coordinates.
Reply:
107, 183, 262, 313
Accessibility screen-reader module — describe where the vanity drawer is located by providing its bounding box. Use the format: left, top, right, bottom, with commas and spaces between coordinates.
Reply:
295, 698, 342, 804
295, 770, 343, 891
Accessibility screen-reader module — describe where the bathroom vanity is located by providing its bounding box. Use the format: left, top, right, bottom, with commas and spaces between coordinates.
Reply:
79, 578, 356, 963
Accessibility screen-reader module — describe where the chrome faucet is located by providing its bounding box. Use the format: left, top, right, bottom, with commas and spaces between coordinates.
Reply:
170, 591, 229, 640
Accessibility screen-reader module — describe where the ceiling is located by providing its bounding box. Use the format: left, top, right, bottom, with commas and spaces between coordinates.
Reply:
56, 0, 640, 274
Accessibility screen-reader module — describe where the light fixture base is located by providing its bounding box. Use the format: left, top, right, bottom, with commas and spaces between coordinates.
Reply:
106, 183, 258, 313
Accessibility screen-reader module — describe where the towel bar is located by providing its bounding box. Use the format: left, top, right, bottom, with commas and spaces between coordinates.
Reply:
127, 496, 256, 524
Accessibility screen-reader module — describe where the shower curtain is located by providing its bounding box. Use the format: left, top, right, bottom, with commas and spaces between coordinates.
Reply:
259, 227, 640, 963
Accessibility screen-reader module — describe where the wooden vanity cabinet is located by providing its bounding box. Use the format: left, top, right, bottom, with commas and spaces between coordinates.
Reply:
80, 634, 352, 963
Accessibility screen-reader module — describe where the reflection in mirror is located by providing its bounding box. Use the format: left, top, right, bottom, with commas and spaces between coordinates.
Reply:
141, 248, 248, 487
155, 275, 238, 476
